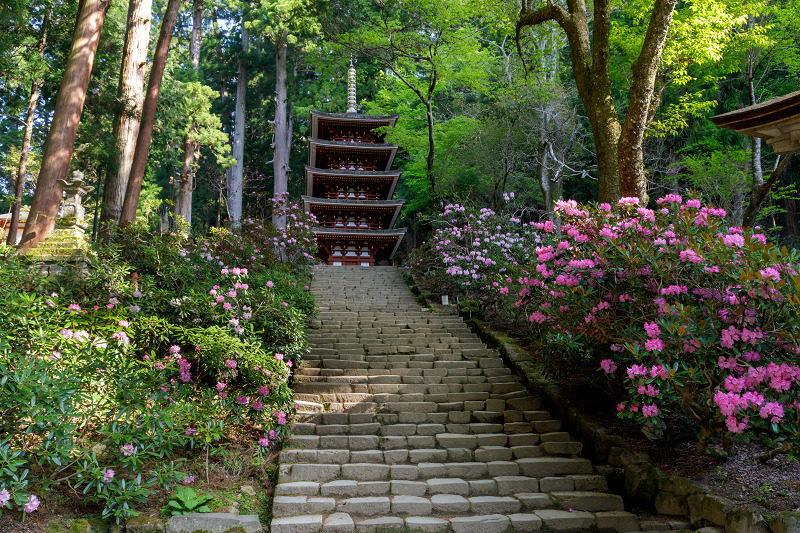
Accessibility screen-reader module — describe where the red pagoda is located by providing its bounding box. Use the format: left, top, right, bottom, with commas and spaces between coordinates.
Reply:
303, 62, 406, 266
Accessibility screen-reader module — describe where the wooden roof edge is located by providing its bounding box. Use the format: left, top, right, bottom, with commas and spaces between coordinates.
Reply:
308, 137, 398, 149
304, 165, 403, 177
301, 195, 406, 207
709, 90, 800, 127
310, 109, 400, 122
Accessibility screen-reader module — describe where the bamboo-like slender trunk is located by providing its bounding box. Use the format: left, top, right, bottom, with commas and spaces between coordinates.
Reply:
228, 17, 248, 224
272, 33, 289, 229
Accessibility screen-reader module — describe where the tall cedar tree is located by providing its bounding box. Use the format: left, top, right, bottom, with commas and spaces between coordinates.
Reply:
20, 0, 112, 251
100, 0, 153, 238
6, 10, 48, 245
119, 0, 181, 224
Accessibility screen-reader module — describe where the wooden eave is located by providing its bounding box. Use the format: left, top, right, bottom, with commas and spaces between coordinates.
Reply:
308, 138, 399, 171
304, 166, 402, 199
310, 110, 399, 139
313, 227, 407, 260
302, 195, 405, 228
709, 90, 800, 154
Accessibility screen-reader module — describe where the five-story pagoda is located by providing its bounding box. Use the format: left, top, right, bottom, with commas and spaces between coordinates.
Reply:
303, 61, 406, 266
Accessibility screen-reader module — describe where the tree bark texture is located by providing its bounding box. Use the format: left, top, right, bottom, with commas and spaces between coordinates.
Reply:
190, 0, 203, 73
517, 0, 678, 204
227, 18, 248, 224
100, 0, 152, 237
176, 0, 203, 227
272, 33, 289, 229
19, 0, 110, 251
119, 0, 181, 224
617, 0, 679, 203
7, 12, 48, 246
780, 157, 799, 239
178, 134, 195, 222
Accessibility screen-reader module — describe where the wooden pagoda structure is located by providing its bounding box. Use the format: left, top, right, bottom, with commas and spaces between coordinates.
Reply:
304, 62, 406, 266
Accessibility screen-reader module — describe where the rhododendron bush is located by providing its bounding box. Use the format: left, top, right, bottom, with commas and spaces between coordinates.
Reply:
409, 194, 541, 317
0, 202, 314, 522
414, 195, 800, 455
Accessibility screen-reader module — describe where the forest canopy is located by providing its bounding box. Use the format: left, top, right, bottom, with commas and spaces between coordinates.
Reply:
1, 0, 799, 248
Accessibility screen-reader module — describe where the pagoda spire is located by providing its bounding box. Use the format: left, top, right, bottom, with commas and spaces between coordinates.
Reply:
346, 57, 357, 114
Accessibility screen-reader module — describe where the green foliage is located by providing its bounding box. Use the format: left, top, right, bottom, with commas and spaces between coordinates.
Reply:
166, 486, 213, 516
0, 217, 311, 521
681, 148, 751, 224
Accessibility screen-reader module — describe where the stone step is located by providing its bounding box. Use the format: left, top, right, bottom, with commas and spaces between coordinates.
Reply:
291, 381, 523, 396
275, 474, 595, 498
285, 431, 543, 451
270, 510, 641, 533
274, 266, 643, 533
278, 457, 593, 484
279, 445, 542, 465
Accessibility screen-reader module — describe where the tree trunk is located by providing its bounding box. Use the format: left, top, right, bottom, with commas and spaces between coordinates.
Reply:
425, 98, 436, 202
175, 0, 203, 227
617, 0, 679, 203
228, 16, 248, 224
780, 156, 799, 239
744, 46, 764, 227
190, 0, 203, 73
19, 0, 110, 251
743, 155, 792, 228
7, 12, 48, 246
119, 0, 181, 224
100, 0, 153, 238
517, 0, 679, 205
177, 134, 194, 223
272, 33, 289, 229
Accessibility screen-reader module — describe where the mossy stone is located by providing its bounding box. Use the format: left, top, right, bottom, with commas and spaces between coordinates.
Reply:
725, 506, 768, 533
70, 519, 91, 533
769, 511, 800, 533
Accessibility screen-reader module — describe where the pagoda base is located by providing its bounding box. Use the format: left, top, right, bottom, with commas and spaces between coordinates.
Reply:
313, 228, 406, 267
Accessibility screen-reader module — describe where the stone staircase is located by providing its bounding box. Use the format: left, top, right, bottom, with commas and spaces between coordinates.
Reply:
271, 266, 642, 533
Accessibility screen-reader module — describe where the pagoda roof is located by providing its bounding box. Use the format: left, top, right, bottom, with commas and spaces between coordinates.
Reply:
308, 138, 399, 171
304, 166, 402, 199
313, 227, 407, 260
302, 196, 405, 228
310, 110, 399, 139
709, 90, 800, 154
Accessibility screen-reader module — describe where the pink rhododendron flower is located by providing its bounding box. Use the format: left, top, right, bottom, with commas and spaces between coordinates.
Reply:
600, 359, 617, 373
643, 322, 661, 338
642, 404, 659, 417
24, 495, 39, 513
102, 469, 114, 482
0, 488, 9, 506
722, 234, 745, 248
644, 338, 665, 352
121, 444, 135, 456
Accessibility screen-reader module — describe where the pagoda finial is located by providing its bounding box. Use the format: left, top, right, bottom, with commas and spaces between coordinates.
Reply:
346, 56, 357, 114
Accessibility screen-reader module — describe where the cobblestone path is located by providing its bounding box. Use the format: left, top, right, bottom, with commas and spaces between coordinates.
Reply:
271, 266, 642, 533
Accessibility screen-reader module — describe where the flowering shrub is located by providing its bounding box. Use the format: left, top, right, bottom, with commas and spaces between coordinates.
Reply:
206, 194, 318, 272
414, 195, 800, 455
0, 210, 311, 522
516, 196, 800, 453
408, 193, 541, 316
